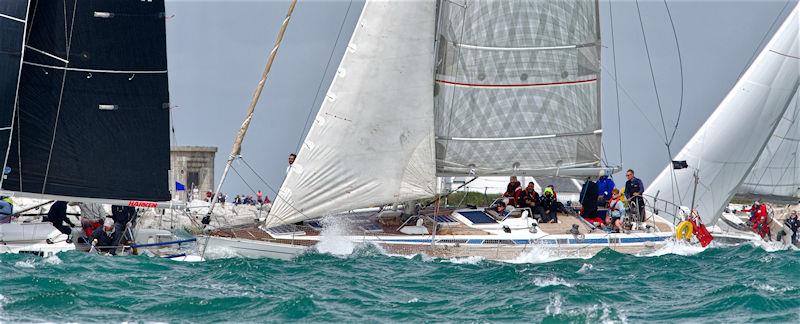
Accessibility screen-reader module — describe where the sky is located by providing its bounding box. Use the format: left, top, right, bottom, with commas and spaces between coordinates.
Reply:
164, 0, 797, 197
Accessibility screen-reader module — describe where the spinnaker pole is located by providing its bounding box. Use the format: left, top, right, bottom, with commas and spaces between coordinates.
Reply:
205, 0, 298, 222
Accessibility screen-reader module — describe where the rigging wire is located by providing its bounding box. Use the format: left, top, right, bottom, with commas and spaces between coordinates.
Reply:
294, 0, 354, 153
238, 156, 311, 223
607, 0, 624, 166
634, 0, 684, 207
634, 0, 670, 148
662, 0, 684, 148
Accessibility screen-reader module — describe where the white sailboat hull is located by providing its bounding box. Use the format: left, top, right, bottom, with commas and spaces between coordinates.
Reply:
0, 223, 75, 256
197, 235, 308, 260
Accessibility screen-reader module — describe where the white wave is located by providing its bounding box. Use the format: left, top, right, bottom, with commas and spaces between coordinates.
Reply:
315, 216, 356, 257
533, 276, 575, 288
507, 245, 588, 264
406, 297, 419, 303
748, 240, 794, 252
576, 263, 593, 274
14, 259, 35, 269
748, 281, 794, 293
43, 255, 62, 265
443, 256, 485, 264
545, 293, 563, 315
639, 240, 705, 257
201, 246, 241, 260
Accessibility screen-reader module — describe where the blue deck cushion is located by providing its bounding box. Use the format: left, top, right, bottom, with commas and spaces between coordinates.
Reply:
459, 211, 497, 224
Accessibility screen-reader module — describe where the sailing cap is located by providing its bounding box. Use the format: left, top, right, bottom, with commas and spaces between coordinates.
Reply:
104, 217, 115, 228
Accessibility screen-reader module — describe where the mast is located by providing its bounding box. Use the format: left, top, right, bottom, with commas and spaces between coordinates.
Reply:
206, 0, 298, 218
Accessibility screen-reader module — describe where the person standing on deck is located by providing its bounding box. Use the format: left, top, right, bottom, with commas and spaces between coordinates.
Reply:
624, 169, 646, 221
580, 177, 599, 221
45, 201, 74, 235
596, 175, 615, 219
257, 190, 264, 205
111, 205, 136, 246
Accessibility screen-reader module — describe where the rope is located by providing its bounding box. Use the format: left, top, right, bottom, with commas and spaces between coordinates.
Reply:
294, 0, 354, 153
42, 0, 78, 193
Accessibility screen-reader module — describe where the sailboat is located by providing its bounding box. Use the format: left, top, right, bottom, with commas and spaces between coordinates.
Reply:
198, 0, 679, 261
0, 0, 192, 258
646, 2, 800, 246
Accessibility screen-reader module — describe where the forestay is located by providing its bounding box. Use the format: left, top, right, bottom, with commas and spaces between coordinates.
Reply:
434, 0, 603, 177
646, 3, 800, 225
266, 0, 437, 227
740, 91, 800, 198
1, 0, 171, 202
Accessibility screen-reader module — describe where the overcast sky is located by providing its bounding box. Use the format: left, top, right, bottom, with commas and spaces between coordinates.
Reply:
164, 0, 796, 197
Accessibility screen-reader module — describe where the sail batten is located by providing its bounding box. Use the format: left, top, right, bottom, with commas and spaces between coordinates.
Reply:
266, 0, 438, 227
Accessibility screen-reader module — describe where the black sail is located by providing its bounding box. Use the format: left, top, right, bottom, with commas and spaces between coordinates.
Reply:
1, 0, 170, 201
0, 0, 27, 169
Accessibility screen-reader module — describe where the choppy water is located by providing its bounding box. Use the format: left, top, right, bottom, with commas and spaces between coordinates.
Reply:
0, 243, 798, 323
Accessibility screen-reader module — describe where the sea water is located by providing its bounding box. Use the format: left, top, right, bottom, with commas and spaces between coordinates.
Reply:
0, 243, 798, 323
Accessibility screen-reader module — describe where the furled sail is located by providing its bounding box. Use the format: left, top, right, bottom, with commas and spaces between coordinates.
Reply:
266, 0, 437, 227
646, 3, 800, 225
0, 0, 171, 202
739, 90, 800, 198
433, 0, 603, 177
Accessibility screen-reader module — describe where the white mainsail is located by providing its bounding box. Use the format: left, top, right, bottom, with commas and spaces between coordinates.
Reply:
266, 0, 437, 227
433, 0, 604, 177
646, 3, 800, 225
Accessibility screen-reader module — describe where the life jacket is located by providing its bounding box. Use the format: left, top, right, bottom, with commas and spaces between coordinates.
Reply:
1, 197, 13, 205
608, 197, 621, 211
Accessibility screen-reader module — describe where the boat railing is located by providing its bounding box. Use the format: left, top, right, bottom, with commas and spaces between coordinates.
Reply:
640, 193, 686, 226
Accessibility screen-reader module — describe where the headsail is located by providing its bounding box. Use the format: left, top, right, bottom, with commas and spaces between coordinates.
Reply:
266, 0, 437, 227
1, 0, 171, 202
740, 91, 800, 198
433, 0, 603, 177
646, 3, 800, 225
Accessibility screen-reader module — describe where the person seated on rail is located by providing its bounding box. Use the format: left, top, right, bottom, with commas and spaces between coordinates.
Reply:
91, 218, 117, 255
606, 189, 626, 233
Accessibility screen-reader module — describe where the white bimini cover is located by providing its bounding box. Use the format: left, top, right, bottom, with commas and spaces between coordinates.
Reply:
266, 0, 437, 227
646, 4, 800, 225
